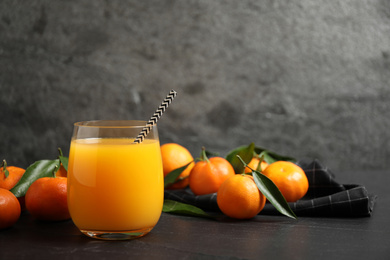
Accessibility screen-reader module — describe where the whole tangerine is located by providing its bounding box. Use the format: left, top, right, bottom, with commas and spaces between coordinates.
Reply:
0, 188, 21, 229
161, 143, 195, 189
25, 177, 70, 221
262, 161, 308, 202
217, 174, 266, 219
189, 149, 235, 196
0, 160, 26, 210
0, 160, 25, 190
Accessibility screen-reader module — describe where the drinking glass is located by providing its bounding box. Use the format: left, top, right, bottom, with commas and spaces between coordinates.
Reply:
67, 120, 164, 240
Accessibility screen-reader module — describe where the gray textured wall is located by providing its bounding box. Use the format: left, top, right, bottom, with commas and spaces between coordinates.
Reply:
1, 0, 389, 172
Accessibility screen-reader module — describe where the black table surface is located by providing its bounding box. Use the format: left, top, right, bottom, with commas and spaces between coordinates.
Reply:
1, 170, 389, 260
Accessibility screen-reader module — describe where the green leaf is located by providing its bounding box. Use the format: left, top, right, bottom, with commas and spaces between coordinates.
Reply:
225, 143, 255, 174
252, 170, 297, 219
10, 159, 61, 198
163, 199, 213, 219
59, 156, 68, 171
255, 146, 296, 164
164, 162, 192, 188
205, 149, 219, 158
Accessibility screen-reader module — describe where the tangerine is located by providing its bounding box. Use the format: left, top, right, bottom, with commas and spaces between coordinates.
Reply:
55, 164, 67, 177
0, 160, 25, 190
189, 149, 235, 196
262, 161, 308, 202
217, 174, 266, 219
25, 177, 70, 221
0, 188, 21, 229
0, 160, 26, 210
161, 143, 195, 189
244, 157, 268, 174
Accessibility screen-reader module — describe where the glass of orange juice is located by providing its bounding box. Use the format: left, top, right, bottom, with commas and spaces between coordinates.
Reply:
67, 120, 164, 240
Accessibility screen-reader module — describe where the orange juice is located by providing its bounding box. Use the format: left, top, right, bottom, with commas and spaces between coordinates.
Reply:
67, 138, 164, 232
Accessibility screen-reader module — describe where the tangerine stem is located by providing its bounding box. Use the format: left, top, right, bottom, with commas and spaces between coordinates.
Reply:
58, 147, 63, 157
52, 165, 59, 178
1, 159, 9, 178
256, 154, 265, 173
200, 147, 210, 163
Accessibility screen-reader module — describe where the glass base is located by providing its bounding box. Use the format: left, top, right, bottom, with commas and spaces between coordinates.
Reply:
80, 226, 154, 240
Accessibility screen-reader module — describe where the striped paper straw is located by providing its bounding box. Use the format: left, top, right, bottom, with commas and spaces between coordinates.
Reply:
133, 89, 177, 144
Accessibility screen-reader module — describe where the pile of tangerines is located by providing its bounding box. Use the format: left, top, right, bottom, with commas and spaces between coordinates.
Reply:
161, 143, 309, 219
1, 142, 309, 230
0, 160, 69, 230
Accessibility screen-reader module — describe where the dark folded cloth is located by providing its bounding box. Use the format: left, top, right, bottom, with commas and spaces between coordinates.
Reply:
164, 159, 377, 217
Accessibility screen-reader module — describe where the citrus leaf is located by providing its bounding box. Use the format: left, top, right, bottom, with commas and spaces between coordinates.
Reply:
225, 143, 255, 174
205, 149, 219, 158
252, 170, 297, 219
10, 159, 61, 198
59, 156, 68, 171
162, 199, 213, 219
255, 146, 296, 164
164, 162, 192, 188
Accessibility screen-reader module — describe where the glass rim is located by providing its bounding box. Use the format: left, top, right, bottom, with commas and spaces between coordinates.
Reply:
73, 120, 149, 128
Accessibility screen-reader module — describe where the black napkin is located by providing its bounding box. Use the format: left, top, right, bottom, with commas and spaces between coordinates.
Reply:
164, 159, 377, 218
